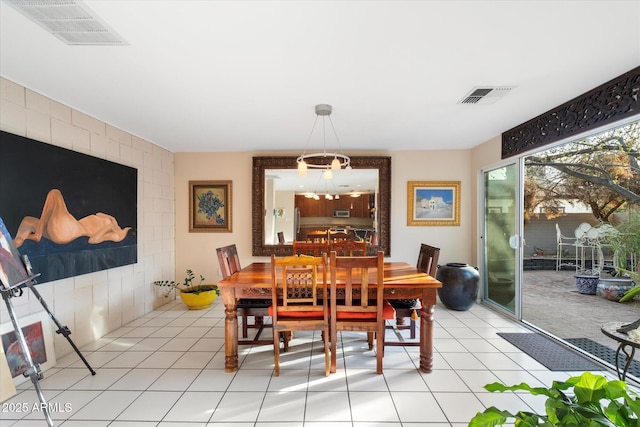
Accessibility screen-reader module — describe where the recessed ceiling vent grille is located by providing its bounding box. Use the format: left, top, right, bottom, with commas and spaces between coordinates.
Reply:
459, 86, 515, 105
6, 0, 128, 45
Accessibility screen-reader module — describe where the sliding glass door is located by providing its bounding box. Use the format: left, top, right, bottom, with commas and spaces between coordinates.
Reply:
482, 162, 521, 315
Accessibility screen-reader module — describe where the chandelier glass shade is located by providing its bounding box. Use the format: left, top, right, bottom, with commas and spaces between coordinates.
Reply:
296, 104, 351, 176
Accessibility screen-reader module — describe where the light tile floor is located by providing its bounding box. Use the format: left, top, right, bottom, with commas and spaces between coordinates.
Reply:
1, 298, 637, 426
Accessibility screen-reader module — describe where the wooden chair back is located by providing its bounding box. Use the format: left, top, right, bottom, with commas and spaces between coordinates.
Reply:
329, 231, 349, 242
416, 243, 440, 276
271, 253, 326, 312
216, 244, 241, 278
329, 250, 387, 374
330, 239, 367, 256
270, 253, 329, 376
368, 231, 377, 245
306, 230, 328, 242
293, 240, 329, 256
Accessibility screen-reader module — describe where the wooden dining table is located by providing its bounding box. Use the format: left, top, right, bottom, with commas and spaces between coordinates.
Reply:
217, 261, 442, 372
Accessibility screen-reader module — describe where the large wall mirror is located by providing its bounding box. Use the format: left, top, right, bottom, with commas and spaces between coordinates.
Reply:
252, 156, 391, 256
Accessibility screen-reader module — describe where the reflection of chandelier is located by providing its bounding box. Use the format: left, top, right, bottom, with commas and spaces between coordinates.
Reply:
297, 104, 351, 177
304, 169, 341, 200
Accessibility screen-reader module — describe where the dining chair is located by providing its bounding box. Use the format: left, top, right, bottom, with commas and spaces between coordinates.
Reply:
386, 243, 440, 345
329, 239, 367, 256
368, 231, 377, 245
329, 250, 394, 374
329, 231, 350, 242
293, 240, 329, 256
216, 244, 273, 345
269, 253, 330, 376
306, 230, 328, 243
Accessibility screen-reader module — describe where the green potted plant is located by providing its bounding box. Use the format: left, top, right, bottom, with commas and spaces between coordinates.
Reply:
469, 371, 640, 426
602, 212, 640, 302
154, 269, 219, 310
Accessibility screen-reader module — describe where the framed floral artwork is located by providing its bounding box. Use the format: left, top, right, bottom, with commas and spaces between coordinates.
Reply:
189, 181, 232, 232
407, 181, 460, 226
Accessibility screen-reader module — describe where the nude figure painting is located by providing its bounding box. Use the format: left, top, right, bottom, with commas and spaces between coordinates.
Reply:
1, 131, 137, 283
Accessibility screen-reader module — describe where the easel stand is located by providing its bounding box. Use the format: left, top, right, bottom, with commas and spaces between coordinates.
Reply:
0, 256, 96, 427
26, 285, 96, 376
1, 279, 54, 427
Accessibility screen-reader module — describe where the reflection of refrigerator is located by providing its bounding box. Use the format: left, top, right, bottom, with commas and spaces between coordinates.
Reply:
294, 208, 300, 240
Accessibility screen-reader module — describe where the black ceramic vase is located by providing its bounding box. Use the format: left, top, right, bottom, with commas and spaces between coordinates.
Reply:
435, 263, 479, 311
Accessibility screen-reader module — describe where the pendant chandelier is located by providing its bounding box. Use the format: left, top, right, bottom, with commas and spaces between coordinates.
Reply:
297, 104, 351, 177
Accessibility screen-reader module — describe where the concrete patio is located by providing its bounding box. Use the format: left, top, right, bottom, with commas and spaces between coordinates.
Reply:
522, 269, 640, 361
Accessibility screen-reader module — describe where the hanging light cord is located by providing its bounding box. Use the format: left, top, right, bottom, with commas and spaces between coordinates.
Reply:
300, 114, 320, 158
326, 114, 346, 159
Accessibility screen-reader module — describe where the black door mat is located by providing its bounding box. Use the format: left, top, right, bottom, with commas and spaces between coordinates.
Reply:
565, 337, 640, 379
497, 332, 601, 371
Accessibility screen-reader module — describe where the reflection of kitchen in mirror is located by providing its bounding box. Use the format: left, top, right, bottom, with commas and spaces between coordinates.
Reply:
264, 168, 378, 245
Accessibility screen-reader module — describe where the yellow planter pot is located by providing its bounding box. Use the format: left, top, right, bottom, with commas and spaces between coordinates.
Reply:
179, 289, 217, 310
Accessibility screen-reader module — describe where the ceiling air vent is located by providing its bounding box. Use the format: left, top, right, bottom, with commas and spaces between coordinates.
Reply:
459, 86, 515, 105
5, 0, 128, 46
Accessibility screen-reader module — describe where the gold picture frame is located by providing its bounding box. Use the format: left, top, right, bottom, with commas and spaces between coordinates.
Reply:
407, 181, 460, 226
189, 180, 232, 232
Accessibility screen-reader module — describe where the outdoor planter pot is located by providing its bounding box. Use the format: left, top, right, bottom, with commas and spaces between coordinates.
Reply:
597, 277, 635, 301
574, 274, 599, 295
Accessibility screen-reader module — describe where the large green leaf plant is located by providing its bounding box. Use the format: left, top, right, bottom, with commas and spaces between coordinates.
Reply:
602, 211, 640, 303
469, 371, 639, 426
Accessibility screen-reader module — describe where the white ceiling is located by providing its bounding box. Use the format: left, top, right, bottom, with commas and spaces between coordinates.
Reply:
268, 167, 379, 196
1, 1, 639, 155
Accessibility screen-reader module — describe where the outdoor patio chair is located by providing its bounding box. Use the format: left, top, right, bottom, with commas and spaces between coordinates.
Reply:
555, 223, 577, 271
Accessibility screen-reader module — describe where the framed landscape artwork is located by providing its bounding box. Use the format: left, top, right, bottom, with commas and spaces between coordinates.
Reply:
189, 180, 232, 232
407, 181, 460, 226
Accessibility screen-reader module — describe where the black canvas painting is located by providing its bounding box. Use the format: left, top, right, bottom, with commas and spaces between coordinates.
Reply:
0, 131, 137, 283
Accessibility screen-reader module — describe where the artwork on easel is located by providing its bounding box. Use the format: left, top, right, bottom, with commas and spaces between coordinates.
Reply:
0, 217, 29, 289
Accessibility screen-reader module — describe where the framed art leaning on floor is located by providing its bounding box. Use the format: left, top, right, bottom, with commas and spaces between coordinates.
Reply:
0, 311, 56, 386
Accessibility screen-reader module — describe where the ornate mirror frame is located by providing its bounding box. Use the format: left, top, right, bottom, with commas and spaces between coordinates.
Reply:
252, 156, 391, 256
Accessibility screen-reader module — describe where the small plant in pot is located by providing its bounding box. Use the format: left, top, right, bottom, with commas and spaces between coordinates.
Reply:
154, 269, 219, 310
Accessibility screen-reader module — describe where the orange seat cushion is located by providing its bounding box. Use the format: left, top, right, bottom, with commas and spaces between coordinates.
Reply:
268, 306, 325, 318
335, 300, 396, 320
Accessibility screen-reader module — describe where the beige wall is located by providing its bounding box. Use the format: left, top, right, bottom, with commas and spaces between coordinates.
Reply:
174, 147, 499, 280
0, 78, 175, 358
